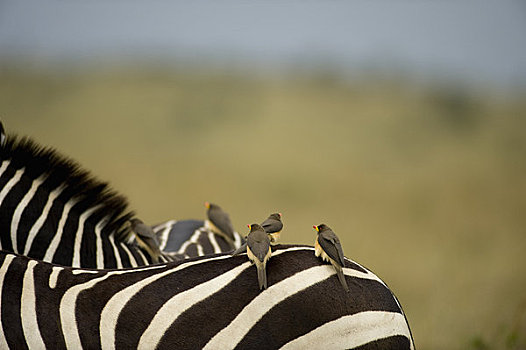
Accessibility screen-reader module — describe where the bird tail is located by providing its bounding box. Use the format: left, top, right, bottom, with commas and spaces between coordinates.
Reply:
336, 267, 349, 292
231, 242, 247, 256
257, 265, 267, 290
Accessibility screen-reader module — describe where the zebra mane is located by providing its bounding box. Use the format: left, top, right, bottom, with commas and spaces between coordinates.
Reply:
1, 134, 135, 242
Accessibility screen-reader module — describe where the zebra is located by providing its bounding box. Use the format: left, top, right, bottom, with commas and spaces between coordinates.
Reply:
0, 245, 415, 349
152, 218, 244, 258
0, 122, 415, 347
0, 123, 178, 268
0, 121, 243, 267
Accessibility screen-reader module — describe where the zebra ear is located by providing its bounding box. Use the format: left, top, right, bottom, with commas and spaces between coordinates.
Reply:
0, 121, 5, 147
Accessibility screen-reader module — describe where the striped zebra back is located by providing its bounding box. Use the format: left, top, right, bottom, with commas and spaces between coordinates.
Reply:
0, 245, 414, 349
0, 123, 172, 268
153, 219, 245, 258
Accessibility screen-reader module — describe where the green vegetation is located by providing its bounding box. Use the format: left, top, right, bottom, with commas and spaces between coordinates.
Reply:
1, 64, 525, 349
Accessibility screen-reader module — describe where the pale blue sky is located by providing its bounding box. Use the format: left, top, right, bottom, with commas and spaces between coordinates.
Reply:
1, 0, 525, 86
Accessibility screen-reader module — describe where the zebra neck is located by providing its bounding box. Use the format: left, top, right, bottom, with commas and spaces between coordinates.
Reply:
0, 137, 150, 268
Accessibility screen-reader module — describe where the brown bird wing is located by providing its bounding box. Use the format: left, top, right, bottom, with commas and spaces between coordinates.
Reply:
260, 218, 283, 234
318, 231, 345, 267
209, 208, 235, 238
247, 230, 270, 262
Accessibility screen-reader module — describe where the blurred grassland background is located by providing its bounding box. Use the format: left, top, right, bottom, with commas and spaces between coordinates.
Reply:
1, 64, 525, 349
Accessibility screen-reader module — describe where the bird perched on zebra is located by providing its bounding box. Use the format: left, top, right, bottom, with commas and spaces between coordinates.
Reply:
231, 212, 283, 256
246, 223, 272, 290
261, 212, 283, 244
314, 224, 349, 292
204, 202, 236, 246
130, 218, 162, 263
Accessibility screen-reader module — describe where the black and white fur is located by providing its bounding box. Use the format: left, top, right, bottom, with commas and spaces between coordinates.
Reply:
152, 219, 244, 259
0, 122, 415, 348
0, 245, 414, 349
0, 123, 175, 268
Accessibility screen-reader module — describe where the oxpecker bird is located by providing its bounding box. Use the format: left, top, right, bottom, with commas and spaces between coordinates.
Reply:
246, 223, 272, 290
231, 212, 283, 256
261, 212, 283, 244
130, 218, 162, 263
205, 202, 236, 245
314, 224, 349, 292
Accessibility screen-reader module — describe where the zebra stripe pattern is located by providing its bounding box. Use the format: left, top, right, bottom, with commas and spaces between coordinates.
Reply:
0, 132, 174, 268
0, 245, 414, 349
153, 219, 244, 258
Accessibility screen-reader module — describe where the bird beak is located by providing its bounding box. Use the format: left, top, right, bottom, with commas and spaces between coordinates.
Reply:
313, 225, 319, 232
247, 224, 251, 229
204, 202, 210, 208
279, 213, 282, 217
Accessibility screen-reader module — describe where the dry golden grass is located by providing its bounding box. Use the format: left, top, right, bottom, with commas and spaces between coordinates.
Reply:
1, 64, 525, 349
